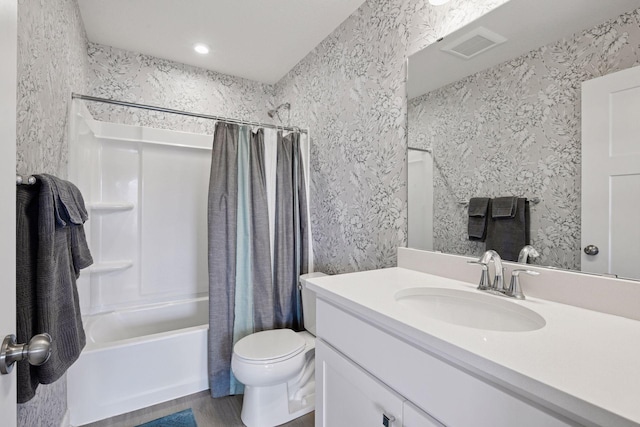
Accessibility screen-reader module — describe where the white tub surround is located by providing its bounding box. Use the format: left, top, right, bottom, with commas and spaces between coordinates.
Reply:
68, 101, 213, 315
67, 298, 208, 426
308, 249, 640, 427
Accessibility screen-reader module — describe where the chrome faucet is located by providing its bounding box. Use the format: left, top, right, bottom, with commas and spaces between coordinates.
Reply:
468, 250, 505, 293
467, 259, 490, 290
470, 250, 541, 299
507, 269, 540, 299
517, 245, 540, 264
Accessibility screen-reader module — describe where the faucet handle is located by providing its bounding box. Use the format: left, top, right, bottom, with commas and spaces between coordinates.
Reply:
467, 260, 490, 290
512, 269, 540, 277
507, 269, 540, 299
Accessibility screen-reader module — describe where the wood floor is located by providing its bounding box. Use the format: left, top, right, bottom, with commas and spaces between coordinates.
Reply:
83, 391, 315, 427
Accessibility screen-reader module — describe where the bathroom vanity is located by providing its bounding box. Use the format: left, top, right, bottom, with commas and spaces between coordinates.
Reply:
308, 249, 640, 427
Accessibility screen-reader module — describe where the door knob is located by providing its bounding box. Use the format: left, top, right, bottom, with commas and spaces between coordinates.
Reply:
0, 333, 52, 374
584, 245, 599, 256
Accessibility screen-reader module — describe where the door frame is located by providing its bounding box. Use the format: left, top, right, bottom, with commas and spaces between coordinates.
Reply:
0, 0, 18, 425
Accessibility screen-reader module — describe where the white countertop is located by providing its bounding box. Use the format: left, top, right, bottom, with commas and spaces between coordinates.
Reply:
307, 267, 640, 427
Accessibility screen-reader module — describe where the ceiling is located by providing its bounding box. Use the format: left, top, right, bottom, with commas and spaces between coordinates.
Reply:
408, 0, 640, 98
78, 0, 366, 85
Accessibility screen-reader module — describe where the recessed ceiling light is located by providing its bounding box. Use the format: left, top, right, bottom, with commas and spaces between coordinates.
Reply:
194, 43, 210, 55
429, 0, 450, 5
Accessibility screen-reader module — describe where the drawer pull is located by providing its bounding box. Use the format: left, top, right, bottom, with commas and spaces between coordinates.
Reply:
382, 413, 395, 426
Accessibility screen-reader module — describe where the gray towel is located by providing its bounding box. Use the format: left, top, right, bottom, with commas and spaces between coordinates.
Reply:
468, 197, 490, 241
491, 196, 518, 218
16, 174, 93, 403
485, 197, 530, 262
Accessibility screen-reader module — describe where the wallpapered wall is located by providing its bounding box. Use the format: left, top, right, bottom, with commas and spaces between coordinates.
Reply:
86, 43, 276, 134
273, 0, 507, 274
16, 0, 88, 179
16, 0, 88, 426
408, 8, 640, 270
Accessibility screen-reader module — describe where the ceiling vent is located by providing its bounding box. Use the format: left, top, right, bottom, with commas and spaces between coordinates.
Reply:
440, 27, 506, 59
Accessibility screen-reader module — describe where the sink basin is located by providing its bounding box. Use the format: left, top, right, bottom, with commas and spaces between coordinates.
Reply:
395, 287, 545, 332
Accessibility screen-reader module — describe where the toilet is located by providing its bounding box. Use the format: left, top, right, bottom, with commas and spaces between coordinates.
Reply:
231, 272, 326, 427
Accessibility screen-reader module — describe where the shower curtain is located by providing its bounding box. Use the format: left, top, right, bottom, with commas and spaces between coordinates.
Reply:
208, 122, 309, 397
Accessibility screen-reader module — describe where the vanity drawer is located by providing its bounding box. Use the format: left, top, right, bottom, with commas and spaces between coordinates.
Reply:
316, 299, 575, 427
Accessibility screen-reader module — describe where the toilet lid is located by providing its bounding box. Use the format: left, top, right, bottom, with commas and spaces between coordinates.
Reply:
234, 329, 305, 362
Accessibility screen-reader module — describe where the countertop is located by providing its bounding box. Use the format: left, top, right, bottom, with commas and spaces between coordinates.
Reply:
307, 267, 640, 427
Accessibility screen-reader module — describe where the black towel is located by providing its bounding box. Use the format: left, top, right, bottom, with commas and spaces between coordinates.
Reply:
16, 174, 93, 403
492, 196, 517, 218
485, 197, 530, 262
467, 197, 491, 241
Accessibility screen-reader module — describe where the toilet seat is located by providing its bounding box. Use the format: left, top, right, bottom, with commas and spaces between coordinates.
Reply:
234, 329, 306, 364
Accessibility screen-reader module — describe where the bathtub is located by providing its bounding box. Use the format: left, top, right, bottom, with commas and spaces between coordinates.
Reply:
67, 297, 209, 426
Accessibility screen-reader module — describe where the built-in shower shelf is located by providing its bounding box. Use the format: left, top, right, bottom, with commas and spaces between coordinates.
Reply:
88, 202, 134, 212
89, 261, 133, 274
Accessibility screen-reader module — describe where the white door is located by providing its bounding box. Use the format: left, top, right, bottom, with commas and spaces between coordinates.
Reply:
581, 66, 640, 280
0, 0, 18, 424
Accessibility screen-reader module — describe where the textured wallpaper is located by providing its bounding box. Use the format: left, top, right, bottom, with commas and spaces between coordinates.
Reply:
87, 43, 276, 134
273, 0, 507, 274
16, 0, 89, 426
408, 8, 640, 270
16, 0, 88, 179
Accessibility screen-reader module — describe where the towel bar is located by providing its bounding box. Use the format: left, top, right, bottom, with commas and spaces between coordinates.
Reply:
459, 197, 540, 207
16, 174, 36, 185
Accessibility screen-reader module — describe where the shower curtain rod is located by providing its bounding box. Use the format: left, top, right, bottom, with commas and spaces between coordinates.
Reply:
71, 93, 308, 134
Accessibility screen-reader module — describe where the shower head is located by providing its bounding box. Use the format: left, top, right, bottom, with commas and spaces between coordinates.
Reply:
267, 102, 291, 120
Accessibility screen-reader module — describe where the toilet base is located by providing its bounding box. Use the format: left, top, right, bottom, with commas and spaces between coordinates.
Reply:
234, 331, 316, 427
241, 382, 315, 427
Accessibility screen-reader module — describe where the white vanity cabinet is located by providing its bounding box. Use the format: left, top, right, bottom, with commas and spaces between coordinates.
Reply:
316, 339, 443, 427
315, 299, 574, 427
404, 402, 442, 427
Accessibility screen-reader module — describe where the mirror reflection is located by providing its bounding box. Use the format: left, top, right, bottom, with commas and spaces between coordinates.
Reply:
407, 0, 640, 279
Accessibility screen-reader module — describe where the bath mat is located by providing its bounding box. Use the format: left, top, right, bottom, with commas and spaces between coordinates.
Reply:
137, 408, 197, 427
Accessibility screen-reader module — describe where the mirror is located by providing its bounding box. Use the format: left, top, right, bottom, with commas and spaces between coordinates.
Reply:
407, 0, 640, 279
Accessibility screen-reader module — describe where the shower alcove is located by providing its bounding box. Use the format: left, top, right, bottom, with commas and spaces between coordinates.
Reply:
66, 100, 212, 425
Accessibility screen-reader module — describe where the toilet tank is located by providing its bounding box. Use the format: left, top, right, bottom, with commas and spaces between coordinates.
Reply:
299, 272, 326, 336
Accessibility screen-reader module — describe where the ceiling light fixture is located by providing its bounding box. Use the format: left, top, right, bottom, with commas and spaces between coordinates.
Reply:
194, 43, 210, 55
429, 0, 450, 5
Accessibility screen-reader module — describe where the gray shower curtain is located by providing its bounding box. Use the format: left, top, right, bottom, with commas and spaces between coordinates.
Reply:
208, 123, 308, 398
274, 131, 309, 330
